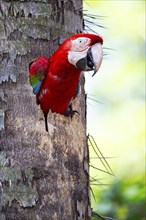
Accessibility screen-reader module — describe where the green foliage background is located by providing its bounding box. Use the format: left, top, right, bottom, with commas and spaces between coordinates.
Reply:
84, 1, 145, 219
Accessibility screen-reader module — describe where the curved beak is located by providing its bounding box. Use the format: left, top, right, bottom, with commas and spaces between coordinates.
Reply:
76, 43, 103, 76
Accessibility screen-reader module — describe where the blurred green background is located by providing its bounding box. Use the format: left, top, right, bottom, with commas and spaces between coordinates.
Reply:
83, 1, 145, 219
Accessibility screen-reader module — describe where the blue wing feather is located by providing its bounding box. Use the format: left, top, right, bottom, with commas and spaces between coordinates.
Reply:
33, 81, 42, 95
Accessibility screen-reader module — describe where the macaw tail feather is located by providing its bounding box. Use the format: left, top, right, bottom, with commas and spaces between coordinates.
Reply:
44, 114, 48, 132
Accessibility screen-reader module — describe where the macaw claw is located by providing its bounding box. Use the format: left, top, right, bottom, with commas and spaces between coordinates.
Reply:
64, 104, 80, 118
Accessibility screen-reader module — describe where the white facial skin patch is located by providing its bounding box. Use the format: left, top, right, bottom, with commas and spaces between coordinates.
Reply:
70, 37, 91, 52
68, 37, 91, 67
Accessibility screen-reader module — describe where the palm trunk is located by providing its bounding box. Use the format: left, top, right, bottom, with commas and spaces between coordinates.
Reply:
0, 1, 91, 219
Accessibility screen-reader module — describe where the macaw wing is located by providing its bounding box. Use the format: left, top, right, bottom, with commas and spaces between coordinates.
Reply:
29, 56, 49, 95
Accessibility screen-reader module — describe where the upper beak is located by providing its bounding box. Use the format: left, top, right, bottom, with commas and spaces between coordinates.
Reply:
76, 43, 103, 76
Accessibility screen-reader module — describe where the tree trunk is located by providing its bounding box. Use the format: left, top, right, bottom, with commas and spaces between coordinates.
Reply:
0, 1, 91, 220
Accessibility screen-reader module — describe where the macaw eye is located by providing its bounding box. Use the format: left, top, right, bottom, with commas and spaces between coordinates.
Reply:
79, 39, 82, 43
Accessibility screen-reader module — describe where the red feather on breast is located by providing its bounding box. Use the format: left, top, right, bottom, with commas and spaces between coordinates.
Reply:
36, 53, 81, 115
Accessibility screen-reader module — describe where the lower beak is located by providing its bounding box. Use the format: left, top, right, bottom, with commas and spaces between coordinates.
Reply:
76, 43, 103, 76
86, 47, 97, 76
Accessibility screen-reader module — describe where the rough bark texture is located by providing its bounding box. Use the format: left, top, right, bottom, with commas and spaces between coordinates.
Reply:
0, 1, 91, 220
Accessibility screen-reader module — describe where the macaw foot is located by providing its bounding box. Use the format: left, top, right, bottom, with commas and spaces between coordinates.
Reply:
64, 104, 80, 118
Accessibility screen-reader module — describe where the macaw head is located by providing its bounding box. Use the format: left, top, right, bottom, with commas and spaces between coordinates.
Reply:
61, 33, 103, 76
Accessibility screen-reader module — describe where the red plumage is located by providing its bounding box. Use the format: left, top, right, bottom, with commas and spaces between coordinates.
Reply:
29, 33, 103, 131
37, 53, 81, 115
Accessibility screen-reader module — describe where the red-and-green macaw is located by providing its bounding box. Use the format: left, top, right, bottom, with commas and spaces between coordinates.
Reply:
29, 33, 103, 131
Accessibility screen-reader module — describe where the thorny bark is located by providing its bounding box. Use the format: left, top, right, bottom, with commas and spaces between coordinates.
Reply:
0, 1, 91, 220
